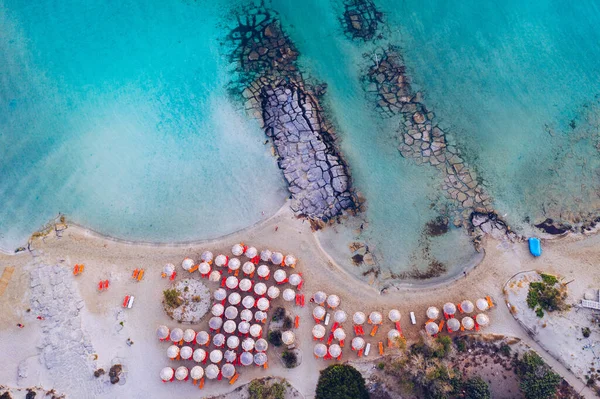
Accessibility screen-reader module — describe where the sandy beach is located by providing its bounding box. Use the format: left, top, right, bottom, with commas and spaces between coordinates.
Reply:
1, 205, 600, 398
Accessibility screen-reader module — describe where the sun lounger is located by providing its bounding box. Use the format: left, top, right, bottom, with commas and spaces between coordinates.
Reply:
378, 342, 384, 355
189, 264, 199, 273
123, 296, 130, 307
486, 296, 494, 308
137, 270, 144, 281
370, 325, 379, 337
294, 315, 300, 328
127, 296, 135, 308
324, 313, 330, 326
410, 312, 416, 325
132, 269, 139, 279
229, 373, 239, 385
364, 343, 371, 356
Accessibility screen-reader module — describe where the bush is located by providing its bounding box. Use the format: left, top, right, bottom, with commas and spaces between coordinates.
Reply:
163, 289, 182, 308
540, 273, 559, 285
515, 351, 561, 399
535, 307, 544, 318
527, 279, 566, 315
583, 327, 591, 338
499, 343, 511, 357
268, 330, 282, 347
463, 376, 491, 399
249, 379, 287, 399
455, 338, 467, 353
282, 351, 297, 368
316, 365, 369, 399
272, 307, 286, 322
434, 336, 452, 358
377, 362, 385, 370
283, 316, 293, 329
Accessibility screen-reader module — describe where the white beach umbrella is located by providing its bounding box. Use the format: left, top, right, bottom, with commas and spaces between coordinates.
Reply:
232, 243, 245, 256
190, 366, 204, 380
213, 333, 226, 347
243, 261, 256, 276
245, 246, 258, 259
426, 306, 440, 320
201, 251, 213, 263
254, 282, 267, 296
242, 295, 256, 309
175, 366, 188, 381
255, 338, 269, 352
283, 288, 296, 302
183, 329, 196, 344
334, 328, 346, 341
167, 345, 180, 360
227, 335, 240, 350
388, 309, 401, 322
212, 303, 224, 317
239, 278, 253, 292
461, 300, 475, 314
369, 311, 383, 325
156, 325, 170, 340
196, 331, 210, 346
209, 270, 221, 282
462, 316, 475, 330
447, 318, 461, 332
476, 298, 489, 311
181, 258, 194, 271
313, 291, 327, 305
314, 343, 327, 358
334, 310, 348, 324
327, 295, 340, 309
312, 324, 326, 339
163, 263, 175, 276
205, 364, 219, 380
274, 269, 287, 283
260, 249, 272, 262
257, 297, 270, 311
257, 265, 270, 279
242, 337, 255, 352
170, 328, 183, 343
223, 320, 237, 334
193, 348, 206, 363
224, 349, 237, 363
228, 292, 242, 306
271, 252, 284, 265
239, 321, 250, 335
443, 302, 457, 316
289, 273, 302, 286
388, 329, 401, 346
255, 311, 267, 323
267, 286, 280, 299
222, 363, 236, 379
353, 312, 366, 325
214, 288, 227, 302
228, 258, 241, 272
282, 331, 295, 345
199, 262, 211, 275
254, 352, 268, 366
160, 367, 174, 382
240, 309, 253, 322
240, 351, 254, 366
215, 254, 228, 267
476, 313, 490, 326
425, 322, 439, 335
352, 337, 365, 350
250, 324, 263, 338
226, 276, 239, 290
210, 349, 223, 364
284, 254, 297, 267
313, 306, 326, 321
180, 346, 193, 360
329, 344, 342, 358
209, 317, 223, 331
225, 306, 239, 320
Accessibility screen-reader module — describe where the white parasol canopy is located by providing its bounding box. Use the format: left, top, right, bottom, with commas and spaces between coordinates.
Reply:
476, 298, 489, 311
215, 254, 228, 267
313, 306, 326, 320
314, 343, 327, 358
242, 295, 256, 309
353, 312, 366, 325
223, 320, 237, 334
225, 306, 239, 320
205, 364, 219, 380
257, 265, 270, 278
180, 346, 193, 360
284, 254, 297, 267
232, 243, 244, 256
274, 269, 287, 283
156, 325, 169, 340
334, 328, 346, 340
257, 297, 270, 311
242, 337, 255, 352
283, 288, 296, 302
312, 324, 326, 339
224, 349, 237, 363
289, 273, 302, 286
282, 330, 295, 345
334, 310, 348, 323
254, 352, 268, 366
211, 303, 224, 317
199, 262, 211, 275
195, 331, 209, 346
227, 335, 240, 349
160, 367, 174, 382
327, 295, 340, 308
209, 270, 221, 282
238, 321, 250, 335
254, 282, 267, 296
260, 249, 272, 262
193, 348, 206, 363
313, 291, 327, 305
329, 344, 342, 358
369, 311, 383, 325
476, 313, 490, 326
250, 324, 262, 338
447, 318, 461, 332
222, 363, 236, 379
245, 246, 258, 259
201, 251, 213, 263
255, 311, 267, 323
426, 306, 440, 320
228, 291, 241, 306
388, 309, 401, 322
182, 258, 194, 271
170, 328, 183, 342
226, 276, 239, 290
271, 252, 284, 265
267, 286, 280, 299
167, 345, 180, 359
425, 322, 439, 335
163, 263, 175, 276
210, 349, 223, 363
213, 333, 225, 347
243, 261, 256, 276
228, 258, 241, 271
175, 366, 188, 381
183, 329, 196, 343
190, 365, 204, 380
255, 338, 269, 352
214, 288, 227, 302
443, 302, 457, 316
209, 317, 223, 330
352, 337, 365, 350
461, 300, 475, 314
388, 329, 401, 341
239, 278, 252, 292
462, 316, 475, 330
240, 351, 254, 366
240, 309, 253, 322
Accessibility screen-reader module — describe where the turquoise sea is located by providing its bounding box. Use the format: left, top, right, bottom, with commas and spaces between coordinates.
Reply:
2, 0, 599, 280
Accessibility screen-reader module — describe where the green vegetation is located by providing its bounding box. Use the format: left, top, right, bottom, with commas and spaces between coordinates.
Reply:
282, 351, 298, 368
583, 327, 591, 338
462, 376, 491, 399
526, 274, 567, 317
316, 365, 369, 399
163, 288, 182, 308
248, 379, 287, 399
514, 351, 561, 399
272, 307, 285, 322
455, 338, 467, 353
540, 273, 559, 285
268, 330, 282, 347
499, 343, 511, 357
377, 362, 385, 370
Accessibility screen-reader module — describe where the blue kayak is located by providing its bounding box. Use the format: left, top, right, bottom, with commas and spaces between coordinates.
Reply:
529, 237, 542, 257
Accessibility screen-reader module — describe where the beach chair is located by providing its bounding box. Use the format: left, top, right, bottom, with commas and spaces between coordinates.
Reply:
327, 333, 334, 345
229, 373, 239, 385
357, 348, 364, 357
456, 303, 463, 313
395, 321, 402, 334
169, 271, 177, 281
486, 296, 494, 308
378, 342, 384, 355
132, 269, 139, 279
199, 378, 204, 389
324, 313, 331, 326
438, 320, 445, 331
331, 322, 339, 331
98, 281, 104, 291
123, 296, 130, 307
189, 264, 199, 273
294, 315, 300, 329
263, 362, 268, 369
297, 273, 304, 289
127, 296, 135, 309
370, 325, 379, 337
340, 339, 345, 347
137, 270, 144, 281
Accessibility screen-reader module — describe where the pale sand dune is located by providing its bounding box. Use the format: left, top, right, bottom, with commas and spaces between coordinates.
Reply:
1, 207, 599, 398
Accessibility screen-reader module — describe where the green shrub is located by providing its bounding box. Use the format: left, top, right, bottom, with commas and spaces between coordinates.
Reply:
583, 327, 591, 338
515, 351, 561, 399
540, 273, 558, 285
282, 351, 297, 368
463, 376, 491, 399
527, 279, 566, 314
499, 343, 511, 357
272, 307, 286, 321
249, 379, 287, 399
535, 307, 544, 318
316, 365, 369, 399
268, 330, 282, 347
377, 362, 385, 370
163, 289, 182, 308
455, 338, 467, 352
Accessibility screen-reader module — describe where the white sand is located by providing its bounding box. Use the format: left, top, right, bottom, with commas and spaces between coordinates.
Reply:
1, 207, 599, 398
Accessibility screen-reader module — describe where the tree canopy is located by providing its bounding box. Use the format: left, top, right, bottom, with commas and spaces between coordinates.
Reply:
316, 364, 369, 399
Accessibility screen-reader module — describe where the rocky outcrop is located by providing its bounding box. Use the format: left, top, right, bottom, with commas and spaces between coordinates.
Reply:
342, 0, 382, 40
262, 84, 355, 219
230, 6, 358, 220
